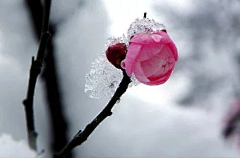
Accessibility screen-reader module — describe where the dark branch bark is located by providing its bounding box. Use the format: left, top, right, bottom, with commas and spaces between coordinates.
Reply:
23, 0, 52, 151
55, 70, 131, 158
25, 0, 71, 157
41, 36, 71, 155
25, 0, 42, 38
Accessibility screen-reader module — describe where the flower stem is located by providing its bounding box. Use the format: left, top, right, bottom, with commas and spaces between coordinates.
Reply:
54, 70, 131, 158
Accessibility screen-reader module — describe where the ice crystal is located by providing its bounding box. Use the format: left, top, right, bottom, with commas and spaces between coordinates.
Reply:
127, 18, 166, 40
85, 53, 122, 99
85, 36, 139, 99
105, 35, 128, 48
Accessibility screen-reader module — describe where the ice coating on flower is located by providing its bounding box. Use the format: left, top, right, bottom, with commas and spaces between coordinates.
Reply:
121, 31, 178, 85
127, 18, 166, 40
105, 35, 128, 48
85, 53, 122, 99
85, 36, 139, 99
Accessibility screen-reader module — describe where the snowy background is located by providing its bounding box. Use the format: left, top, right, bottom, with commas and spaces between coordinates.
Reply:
0, 0, 240, 157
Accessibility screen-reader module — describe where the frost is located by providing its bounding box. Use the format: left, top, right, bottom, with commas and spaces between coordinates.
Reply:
105, 35, 128, 48
85, 52, 122, 99
127, 18, 166, 40
85, 17, 165, 99
85, 36, 139, 99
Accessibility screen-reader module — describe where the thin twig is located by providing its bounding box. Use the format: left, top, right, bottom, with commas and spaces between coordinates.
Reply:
55, 70, 131, 158
23, 0, 52, 151
144, 12, 147, 18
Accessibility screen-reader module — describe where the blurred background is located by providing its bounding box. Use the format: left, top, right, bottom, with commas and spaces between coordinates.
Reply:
0, 0, 240, 157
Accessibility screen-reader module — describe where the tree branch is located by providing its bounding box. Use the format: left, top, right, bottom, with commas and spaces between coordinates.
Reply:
23, 0, 52, 151
26, 0, 72, 156
55, 70, 131, 158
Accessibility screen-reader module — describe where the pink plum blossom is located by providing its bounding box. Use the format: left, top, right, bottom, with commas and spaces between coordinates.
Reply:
121, 31, 178, 85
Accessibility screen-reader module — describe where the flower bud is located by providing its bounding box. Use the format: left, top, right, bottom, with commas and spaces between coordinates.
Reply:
106, 43, 127, 69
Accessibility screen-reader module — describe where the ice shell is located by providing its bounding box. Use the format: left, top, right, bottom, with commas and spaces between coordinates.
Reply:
85, 37, 139, 99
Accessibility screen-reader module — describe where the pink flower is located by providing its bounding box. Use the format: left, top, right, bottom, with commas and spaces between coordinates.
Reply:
121, 31, 178, 85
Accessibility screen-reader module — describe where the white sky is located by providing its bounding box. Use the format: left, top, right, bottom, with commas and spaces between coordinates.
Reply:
101, 0, 152, 36
101, 0, 194, 36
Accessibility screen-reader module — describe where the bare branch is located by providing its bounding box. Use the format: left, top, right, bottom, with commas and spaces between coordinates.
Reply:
26, 0, 72, 156
55, 70, 131, 158
23, 0, 52, 151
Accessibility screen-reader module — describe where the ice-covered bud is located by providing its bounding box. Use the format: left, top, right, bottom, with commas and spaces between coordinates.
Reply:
121, 30, 178, 85
106, 43, 127, 69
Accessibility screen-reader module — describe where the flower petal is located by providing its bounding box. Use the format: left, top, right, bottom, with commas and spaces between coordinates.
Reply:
147, 69, 173, 85
155, 31, 178, 61
136, 44, 164, 62
132, 61, 150, 84
124, 43, 142, 76
140, 45, 175, 76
